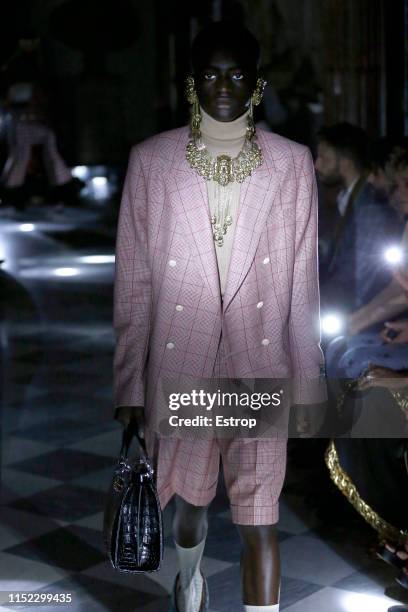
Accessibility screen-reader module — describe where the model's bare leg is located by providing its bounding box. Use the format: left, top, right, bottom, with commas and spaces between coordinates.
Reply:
172, 494, 209, 546
171, 494, 209, 612
237, 524, 280, 610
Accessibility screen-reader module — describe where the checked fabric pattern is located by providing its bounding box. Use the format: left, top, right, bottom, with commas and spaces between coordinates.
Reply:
0, 200, 404, 611
113, 126, 327, 518
113, 126, 326, 411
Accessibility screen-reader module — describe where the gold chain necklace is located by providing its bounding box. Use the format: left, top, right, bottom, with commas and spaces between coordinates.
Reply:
186, 137, 263, 188
186, 136, 263, 246
209, 181, 233, 246
185, 99, 263, 246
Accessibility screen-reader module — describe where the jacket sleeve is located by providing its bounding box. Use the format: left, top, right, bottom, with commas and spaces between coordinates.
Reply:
113, 145, 152, 414
289, 148, 327, 405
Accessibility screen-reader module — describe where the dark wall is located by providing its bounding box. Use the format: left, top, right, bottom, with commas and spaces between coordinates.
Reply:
1, 0, 157, 164
1, 0, 406, 165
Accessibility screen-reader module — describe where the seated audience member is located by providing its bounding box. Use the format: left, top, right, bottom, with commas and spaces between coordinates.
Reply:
324, 145, 408, 380
315, 124, 400, 313
324, 146, 408, 595
367, 138, 396, 201
0, 82, 82, 208
348, 146, 408, 336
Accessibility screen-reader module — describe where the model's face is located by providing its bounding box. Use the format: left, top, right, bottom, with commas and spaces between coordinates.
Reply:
315, 142, 342, 186
194, 47, 257, 122
389, 167, 408, 215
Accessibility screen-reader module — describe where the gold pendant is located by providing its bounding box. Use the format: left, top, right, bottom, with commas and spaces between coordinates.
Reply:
186, 138, 263, 186
214, 155, 232, 187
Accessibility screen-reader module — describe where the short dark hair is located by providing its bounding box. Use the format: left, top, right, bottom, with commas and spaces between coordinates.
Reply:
191, 21, 260, 72
317, 123, 369, 171
370, 138, 395, 172
389, 145, 408, 173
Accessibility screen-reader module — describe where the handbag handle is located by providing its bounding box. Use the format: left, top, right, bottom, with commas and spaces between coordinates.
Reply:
120, 420, 148, 459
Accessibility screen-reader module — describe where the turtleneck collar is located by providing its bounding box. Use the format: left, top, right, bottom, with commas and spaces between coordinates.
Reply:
200, 105, 249, 156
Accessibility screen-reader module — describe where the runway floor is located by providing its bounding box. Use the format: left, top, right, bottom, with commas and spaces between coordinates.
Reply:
1, 199, 407, 611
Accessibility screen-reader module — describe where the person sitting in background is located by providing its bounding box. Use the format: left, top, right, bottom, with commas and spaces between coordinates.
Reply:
0, 37, 84, 209
325, 145, 408, 381
348, 146, 408, 337
367, 137, 396, 201
0, 81, 82, 209
324, 145, 408, 597
315, 123, 400, 313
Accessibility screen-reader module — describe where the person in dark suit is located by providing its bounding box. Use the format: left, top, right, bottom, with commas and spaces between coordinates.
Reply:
315, 123, 401, 314
326, 145, 408, 380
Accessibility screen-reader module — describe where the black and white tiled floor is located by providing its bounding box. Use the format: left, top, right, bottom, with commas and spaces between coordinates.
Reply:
1, 202, 408, 611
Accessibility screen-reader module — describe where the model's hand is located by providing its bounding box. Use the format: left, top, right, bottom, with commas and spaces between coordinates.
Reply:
380, 320, 408, 344
116, 405, 145, 440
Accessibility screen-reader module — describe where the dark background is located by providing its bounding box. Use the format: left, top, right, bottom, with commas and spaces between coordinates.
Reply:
0, 0, 407, 166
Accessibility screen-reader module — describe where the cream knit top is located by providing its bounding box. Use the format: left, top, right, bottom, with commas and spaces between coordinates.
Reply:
200, 106, 250, 296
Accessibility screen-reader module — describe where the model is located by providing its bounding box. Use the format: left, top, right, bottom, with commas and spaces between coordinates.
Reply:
114, 21, 325, 612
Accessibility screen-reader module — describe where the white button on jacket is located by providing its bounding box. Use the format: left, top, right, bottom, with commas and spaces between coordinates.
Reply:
175, 304, 183, 311
166, 342, 175, 349
262, 257, 270, 265
261, 338, 270, 346
168, 260, 177, 267
257, 301, 264, 309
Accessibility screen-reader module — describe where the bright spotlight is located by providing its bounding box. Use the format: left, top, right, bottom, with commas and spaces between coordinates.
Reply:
80, 255, 115, 264
72, 166, 89, 180
92, 176, 108, 187
384, 245, 403, 264
54, 267, 79, 277
321, 313, 343, 336
91, 176, 109, 200
19, 223, 35, 232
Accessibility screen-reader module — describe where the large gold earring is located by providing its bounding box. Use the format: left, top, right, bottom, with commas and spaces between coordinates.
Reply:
185, 75, 202, 140
246, 98, 255, 140
247, 77, 267, 140
252, 77, 267, 106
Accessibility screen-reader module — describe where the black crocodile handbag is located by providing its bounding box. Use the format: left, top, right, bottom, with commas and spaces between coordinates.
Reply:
103, 423, 163, 573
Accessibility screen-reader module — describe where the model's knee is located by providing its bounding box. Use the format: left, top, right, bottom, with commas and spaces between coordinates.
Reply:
173, 495, 208, 534
172, 495, 209, 545
238, 524, 278, 551
174, 495, 208, 521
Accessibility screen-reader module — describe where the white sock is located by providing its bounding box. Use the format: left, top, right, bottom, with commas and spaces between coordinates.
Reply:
244, 606, 279, 611
174, 538, 206, 612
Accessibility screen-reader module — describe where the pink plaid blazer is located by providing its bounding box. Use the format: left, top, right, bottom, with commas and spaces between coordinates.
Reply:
113, 126, 326, 416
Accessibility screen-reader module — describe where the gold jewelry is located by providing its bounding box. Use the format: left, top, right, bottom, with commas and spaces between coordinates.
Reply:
186, 138, 263, 188
246, 78, 267, 140
209, 179, 233, 246
185, 75, 264, 246
325, 440, 408, 543
389, 389, 408, 420
252, 77, 267, 106
185, 76, 202, 139
185, 75, 263, 187
246, 99, 256, 140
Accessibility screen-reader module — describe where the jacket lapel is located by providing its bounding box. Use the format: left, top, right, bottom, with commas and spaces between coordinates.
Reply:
166, 127, 279, 312
222, 149, 278, 313
167, 134, 221, 304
